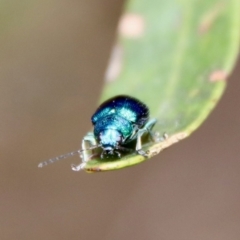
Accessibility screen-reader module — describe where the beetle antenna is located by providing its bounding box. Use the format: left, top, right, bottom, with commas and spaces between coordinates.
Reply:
38, 145, 100, 168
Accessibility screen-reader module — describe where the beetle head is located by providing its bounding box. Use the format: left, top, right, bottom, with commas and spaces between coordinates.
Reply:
99, 129, 122, 154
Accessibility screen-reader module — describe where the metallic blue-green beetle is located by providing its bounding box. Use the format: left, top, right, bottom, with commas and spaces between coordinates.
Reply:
38, 95, 157, 171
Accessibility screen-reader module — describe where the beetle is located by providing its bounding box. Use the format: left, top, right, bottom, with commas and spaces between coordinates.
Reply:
38, 95, 157, 171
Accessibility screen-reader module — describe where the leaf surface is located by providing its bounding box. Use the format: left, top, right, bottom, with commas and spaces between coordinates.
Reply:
84, 0, 240, 172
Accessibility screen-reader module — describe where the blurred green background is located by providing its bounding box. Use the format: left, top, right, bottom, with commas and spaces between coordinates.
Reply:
0, 1, 240, 239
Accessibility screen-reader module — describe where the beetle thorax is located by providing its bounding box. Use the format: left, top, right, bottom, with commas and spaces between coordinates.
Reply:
99, 129, 122, 151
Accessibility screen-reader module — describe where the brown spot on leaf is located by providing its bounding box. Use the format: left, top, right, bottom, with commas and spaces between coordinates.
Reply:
198, 2, 225, 34
118, 13, 145, 38
105, 45, 123, 82
86, 167, 102, 173
209, 70, 227, 82
148, 132, 188, 158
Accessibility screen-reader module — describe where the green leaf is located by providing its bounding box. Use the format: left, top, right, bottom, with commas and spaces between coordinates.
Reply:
83, 0, 240, 172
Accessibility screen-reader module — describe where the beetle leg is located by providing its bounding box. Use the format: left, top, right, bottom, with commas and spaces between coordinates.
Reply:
81, 132, 98, 162
71, 132, 98, 172
144, 118, 157, 141
71, 162, 86, 171
136, 132, 148, 156
136, 118, 157, 157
